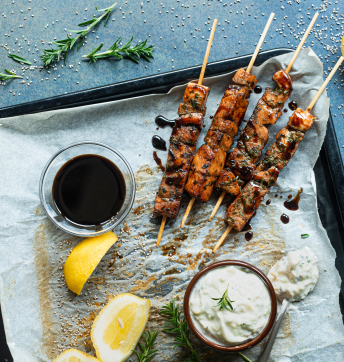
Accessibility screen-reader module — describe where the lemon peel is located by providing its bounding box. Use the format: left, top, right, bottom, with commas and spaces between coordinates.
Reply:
341, 35, 344, 57
64, 231, 118, 295
91, 293, 151, 362
53, 348, 100, 362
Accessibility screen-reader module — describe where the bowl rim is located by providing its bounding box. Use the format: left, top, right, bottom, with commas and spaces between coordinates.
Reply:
183, 259, 277, 352
39, 141, 136, 237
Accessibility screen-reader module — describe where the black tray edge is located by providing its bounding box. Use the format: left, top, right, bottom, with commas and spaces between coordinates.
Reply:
0, 47, 293, 118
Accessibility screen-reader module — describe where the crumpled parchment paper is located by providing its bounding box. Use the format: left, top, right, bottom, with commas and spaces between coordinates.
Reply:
0, 48, 343, 362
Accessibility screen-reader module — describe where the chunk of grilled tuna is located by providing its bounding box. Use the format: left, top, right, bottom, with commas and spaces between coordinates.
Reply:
214, 86, 250, 124
175, 113, 204, 129
232, 68, 258, 88
204, 129, 234, 152
226, 146, 256, 180
216, 168, 242, 196
170, 125, 200, 146
287, 108, 315, 132
262, 88, 289, 111
272, 69, 292, 92
252, 99, 282, 125
189, 144, 226, 176
177, 82, 210, 116
225, 181, 268, 231
184, 172, 217, 202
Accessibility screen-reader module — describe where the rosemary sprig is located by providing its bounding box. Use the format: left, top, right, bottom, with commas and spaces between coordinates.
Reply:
132, 330, 158, 362
238, 352, 253, 362
8, 54, 32, 65
160, 300, 202, 362
0, 68, 23, 81
212, 285, 234, 311
40, 2, 117, 66
82, 36, 154, 64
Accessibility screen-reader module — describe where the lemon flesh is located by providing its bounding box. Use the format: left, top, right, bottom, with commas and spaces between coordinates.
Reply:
64, 232, 118, 295
341, 35, 344, 57
53, 348, 99, 362
91, 293, 151, 362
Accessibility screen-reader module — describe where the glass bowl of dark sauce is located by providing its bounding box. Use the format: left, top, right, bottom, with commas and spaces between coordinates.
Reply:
39, 141, 135, 237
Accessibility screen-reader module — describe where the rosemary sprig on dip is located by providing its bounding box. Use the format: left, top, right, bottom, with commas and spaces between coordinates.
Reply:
212, 284, 234, 311
82, 36, 154, 64
8, 54, 32, 65
160, 300, 202, 362
0, 68, 23, 81
40, 2, 117, 66
132, 330, 158, 362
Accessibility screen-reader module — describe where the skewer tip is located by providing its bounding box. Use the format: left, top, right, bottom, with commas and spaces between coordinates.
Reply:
156, 215, 167, 247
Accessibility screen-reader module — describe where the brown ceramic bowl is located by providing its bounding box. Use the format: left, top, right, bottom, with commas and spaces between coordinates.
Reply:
184, 260, 277, 352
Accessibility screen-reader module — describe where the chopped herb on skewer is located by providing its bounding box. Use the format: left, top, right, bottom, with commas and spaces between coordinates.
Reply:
40, 2, 117, 66
82, 37, 154, 64
8, 54, 32, 65
212, 284, 234, 311
0, 68, 23, 81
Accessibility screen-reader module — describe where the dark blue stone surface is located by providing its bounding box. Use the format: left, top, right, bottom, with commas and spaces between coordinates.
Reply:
1, 0, 343, 158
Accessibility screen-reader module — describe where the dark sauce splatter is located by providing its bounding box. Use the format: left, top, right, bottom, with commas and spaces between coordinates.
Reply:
284, 188, 303, 211
152, 135, 167, 151
254, 85, 263, 94
275, 194, 278, 198
243, 223, 252, 231
266, 199, 271, 205
281, 214, 290, 224
288, 101, 298, 111
155, 115, 175, 128
283, 108, 288, 113
245, 231, 253, 241
153, 151, 165, 172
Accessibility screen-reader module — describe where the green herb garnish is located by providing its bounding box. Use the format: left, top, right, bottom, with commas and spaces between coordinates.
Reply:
132, 330, 158, 362
301, 234, 309, 239
238, 352, 253, 362
212, 284, 234, 311
8, 54, 32, 65
0, 68, 23, 81
40, 1, 117, 66
160, 300, 202, 362
82, 36, 154, 64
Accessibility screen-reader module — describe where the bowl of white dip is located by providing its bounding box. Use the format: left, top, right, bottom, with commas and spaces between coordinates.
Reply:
184, 260, 277, 352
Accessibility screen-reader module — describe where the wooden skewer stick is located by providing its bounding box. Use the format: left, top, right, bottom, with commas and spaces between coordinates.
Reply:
198, 19, 218, 85
180, 197, 195, 228
246, 12, 275, 73
209, 13, 319, 222
209, 191, 226, 221
213, 55, 344, 253
213, 226, 232, 253
157, 19, 218, 243
307, 55, 344, 110
285, 12, 319, 74
156, 215, 167, 247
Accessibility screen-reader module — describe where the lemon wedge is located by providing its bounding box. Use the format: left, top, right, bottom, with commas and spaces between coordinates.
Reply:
64, 231, 118, 295
53, 348, 99, 362
91, 293, 151, 362
341, 35, 344, 57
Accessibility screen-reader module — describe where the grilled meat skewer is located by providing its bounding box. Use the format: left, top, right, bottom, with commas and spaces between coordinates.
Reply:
154, 83, 210, 218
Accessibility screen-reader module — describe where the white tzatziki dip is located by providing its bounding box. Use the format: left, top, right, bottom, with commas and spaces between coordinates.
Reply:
189, 265, 271, 345
268, 246, 319, 302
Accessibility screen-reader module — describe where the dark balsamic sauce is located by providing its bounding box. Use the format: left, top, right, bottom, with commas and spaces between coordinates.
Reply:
153, 151, 165, 172
53, 154, 126, 226
254, 85, 262, 94
245, 231, 253, 241
283, 108, 288, 113
281, 214, 290, 224
266, 199, 271, 205
288, 101, 298, 111
155, 115, 175, 128
243, 223, 252, 231
152, 135, 167, 151
284, 188, 303, 211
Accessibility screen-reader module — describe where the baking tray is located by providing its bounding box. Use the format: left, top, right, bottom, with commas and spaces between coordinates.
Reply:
1, 47, 343, 360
